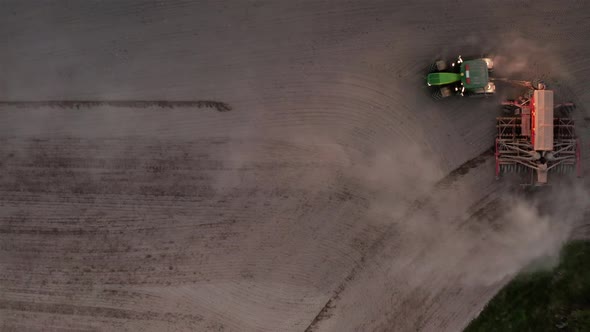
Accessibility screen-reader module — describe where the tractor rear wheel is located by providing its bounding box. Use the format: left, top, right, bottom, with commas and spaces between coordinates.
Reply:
481, 57, 494, 71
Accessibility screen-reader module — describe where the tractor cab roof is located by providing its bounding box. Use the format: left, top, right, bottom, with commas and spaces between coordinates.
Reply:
460, 59, 489, 89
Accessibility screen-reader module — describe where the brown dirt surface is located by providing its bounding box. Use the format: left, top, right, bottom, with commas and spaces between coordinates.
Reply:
1, 1, 590, 331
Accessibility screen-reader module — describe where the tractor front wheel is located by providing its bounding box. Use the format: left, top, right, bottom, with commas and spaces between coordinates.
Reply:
429, 60, 447, 73
432, 86, 452, 100
435, 60, 447, 71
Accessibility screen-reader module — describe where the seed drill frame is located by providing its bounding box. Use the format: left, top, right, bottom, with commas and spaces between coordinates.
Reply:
495, 83, 581, 186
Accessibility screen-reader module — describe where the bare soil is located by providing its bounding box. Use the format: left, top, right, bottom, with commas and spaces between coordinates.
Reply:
1, 1, 590, 331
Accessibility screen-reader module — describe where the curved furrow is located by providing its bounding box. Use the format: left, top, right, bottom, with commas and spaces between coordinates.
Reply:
3, 1, 590, 331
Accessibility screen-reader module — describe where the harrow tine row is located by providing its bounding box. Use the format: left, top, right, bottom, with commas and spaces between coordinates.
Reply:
500, 164, 576, 175
553, 164, 575, 174
499, 164, 530, 174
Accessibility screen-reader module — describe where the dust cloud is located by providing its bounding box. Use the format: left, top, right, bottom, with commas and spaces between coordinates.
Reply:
350, 140, 588, 289
458, 182, 589, 286
487, 32, 573, 100
354, 142, 444, 221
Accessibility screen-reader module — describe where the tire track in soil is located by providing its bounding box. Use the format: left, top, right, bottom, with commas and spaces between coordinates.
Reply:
4, 2, 589, 330
312, 182, 506, 332
304, 147, 495, 331
0, 134, 366, 330
0, 100, 232, 112
0, 136, 357, 298
0, 300, 204, 324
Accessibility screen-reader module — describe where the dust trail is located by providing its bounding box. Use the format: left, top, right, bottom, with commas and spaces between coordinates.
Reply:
307, 137, 589, 331
438, 181, 589, 288
305, 145, 491, 331
0, 100, 232, 112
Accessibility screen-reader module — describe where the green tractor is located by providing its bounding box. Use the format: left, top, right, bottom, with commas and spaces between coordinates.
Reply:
427, 56, 495, 99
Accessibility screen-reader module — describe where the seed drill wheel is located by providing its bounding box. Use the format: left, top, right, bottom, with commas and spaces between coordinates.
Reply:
502, 104, 519, 116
